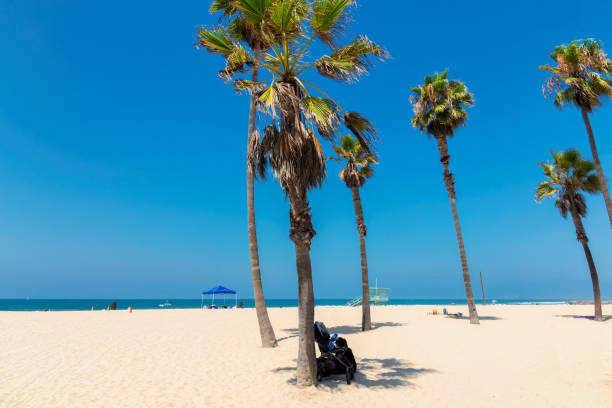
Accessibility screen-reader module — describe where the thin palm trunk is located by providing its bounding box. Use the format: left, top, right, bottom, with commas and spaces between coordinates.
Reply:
568, 204, 604, 321
436, 137, 479, 324
289, 192, 317, 387
247, 45, 277, 348
581, 108, 612, 228
351, 186, 371, 331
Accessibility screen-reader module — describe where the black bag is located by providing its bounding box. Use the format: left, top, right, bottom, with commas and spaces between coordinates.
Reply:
335, 337, 357, 371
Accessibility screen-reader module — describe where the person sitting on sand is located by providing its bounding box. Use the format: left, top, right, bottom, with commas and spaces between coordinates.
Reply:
442, 309, 463, 317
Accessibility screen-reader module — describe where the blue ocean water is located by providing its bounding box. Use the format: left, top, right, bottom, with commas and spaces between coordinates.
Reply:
0, 298, 568, 311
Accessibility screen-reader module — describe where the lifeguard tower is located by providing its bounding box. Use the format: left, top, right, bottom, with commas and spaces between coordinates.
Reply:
346, 279, 389, 306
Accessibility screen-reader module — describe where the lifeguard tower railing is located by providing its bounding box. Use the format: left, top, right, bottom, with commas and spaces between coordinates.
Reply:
346, 287, 389, 306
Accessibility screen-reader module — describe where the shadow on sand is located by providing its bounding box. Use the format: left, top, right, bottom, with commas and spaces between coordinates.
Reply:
275, 333, 299, 342
556, 314, 612, 322
277, 321, 405, 342
328, 321, 405, 334
273, 358, 435, 389
446, 315, 502, 321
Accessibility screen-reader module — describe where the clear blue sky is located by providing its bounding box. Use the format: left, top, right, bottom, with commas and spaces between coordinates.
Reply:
1, 0, 610, 300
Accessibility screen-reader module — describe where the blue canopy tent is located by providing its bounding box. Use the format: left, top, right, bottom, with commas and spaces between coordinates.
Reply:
201, 285, 237, 308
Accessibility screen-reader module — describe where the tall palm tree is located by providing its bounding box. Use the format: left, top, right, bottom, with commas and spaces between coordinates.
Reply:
200, 0, 385, 386
198, 0, 278, 348
330, 135, 377, 331
409, 70, 480, 325
540, 39, 612, 228
536, 149, 604, 321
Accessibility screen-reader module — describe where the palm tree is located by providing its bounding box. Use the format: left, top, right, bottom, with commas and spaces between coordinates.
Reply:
536, 149, 604, 321
198, 0, 278, 348
200, 0, 385, 386
409, 70, 480, 325
540, 39, 612, 228
330, 135, 377, 331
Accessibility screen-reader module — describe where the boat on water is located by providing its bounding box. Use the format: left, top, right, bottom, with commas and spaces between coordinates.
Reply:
158, 300, 172, 308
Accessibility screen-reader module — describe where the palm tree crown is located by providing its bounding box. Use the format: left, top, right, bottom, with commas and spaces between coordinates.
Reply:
331, 135, 377, 188
536, 149, 601, 217
409, 70, 474, 138
199, 0, 386, 198
539, 39, 612, 112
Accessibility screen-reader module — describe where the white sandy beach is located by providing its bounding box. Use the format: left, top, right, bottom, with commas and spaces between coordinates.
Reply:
1, 305, 611, 407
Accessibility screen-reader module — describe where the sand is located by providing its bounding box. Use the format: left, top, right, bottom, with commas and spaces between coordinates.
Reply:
1, 304, 611, 407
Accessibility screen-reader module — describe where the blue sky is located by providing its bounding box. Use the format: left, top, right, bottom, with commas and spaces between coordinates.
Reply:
0, 0, 611, 300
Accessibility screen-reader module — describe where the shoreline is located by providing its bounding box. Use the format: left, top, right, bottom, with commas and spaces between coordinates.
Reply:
2, 299, 611, 312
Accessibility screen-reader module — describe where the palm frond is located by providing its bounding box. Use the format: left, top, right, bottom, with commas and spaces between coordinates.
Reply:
233, 78, 259, 92
227, 19, 244, 42
210, 0, 238, 16
584, 174, 602, 192
340, 134, 355, 151
196, 27, 234, 55
535, 180, 557, 201
235, 0, 273, 25
268, 0, 305, 38
301, 97, 341, 140
344, 111, 377, 151
310, 0, 352, 46
315, 35, 387, 82
257, 81, 278, 116
263, 51, 283, 69
221, 44, 254, 79
359, 164, 373, 179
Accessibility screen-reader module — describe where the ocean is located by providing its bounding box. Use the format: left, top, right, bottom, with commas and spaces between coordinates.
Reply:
0, 298, 569, 311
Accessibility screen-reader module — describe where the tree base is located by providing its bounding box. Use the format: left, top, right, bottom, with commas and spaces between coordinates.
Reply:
296, 377, 315, 388
262, 338, 278, 348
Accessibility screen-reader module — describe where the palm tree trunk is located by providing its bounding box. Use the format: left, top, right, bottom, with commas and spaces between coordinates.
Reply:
289, 192, 317, 386
247, 44, 277, 348
436, 137, 480, 324
581, 108, 612, 228
351, 186, 371, 331
568, 205, 604, 321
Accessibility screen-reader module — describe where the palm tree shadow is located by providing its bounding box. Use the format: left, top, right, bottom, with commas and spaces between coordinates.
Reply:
446, 315, 502, 321
556, 314, 612, 322
273, 358, 436, 389
329, 321, 406, 334
322, 358, 435, 389
277, 322, 405, 342
276, 332, 299, 342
